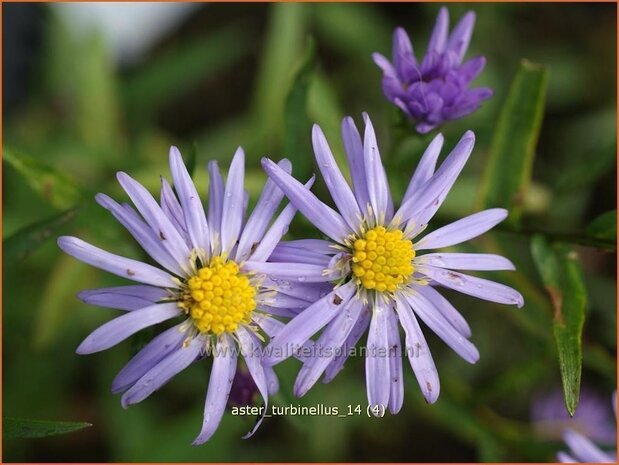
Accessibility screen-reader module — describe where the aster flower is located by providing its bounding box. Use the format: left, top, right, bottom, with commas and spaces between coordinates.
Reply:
260, 113, 523, 413
532, 387, 616, 444
558, 391, 617, 463
373, 7, 492, 133
58, 147, 321, 444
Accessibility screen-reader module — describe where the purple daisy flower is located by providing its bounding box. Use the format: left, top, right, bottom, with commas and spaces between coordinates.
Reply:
260, 113, 523, 414
373, 7, 492, 133
58, 147, 321, 444
557, 391, 617, 463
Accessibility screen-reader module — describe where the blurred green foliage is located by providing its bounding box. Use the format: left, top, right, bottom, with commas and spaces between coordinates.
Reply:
3, 3, 616, 462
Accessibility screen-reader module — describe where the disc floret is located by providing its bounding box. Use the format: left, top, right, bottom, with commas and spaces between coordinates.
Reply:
350, 226, 414, 293
182, 256, 256, 335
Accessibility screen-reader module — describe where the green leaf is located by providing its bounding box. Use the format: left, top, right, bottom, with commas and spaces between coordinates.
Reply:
3, 148, 82, 209
283, 37, 316, 179
531, 235, 586, 416
44, 12, 122, 158
477, 60, 549, 226
3, 209, 78, 268
3, 417, 91, 440
33, 254, 94, 349
250, 3, 306, 150
586, 210, 616, 242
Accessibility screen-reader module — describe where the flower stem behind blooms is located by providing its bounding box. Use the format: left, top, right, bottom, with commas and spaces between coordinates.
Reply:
373, 7, 493, 133
261, 112, 523, 415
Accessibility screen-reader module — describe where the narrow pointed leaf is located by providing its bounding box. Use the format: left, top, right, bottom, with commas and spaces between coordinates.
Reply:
531, 235, 586, 416
3, 148, 82, 209
477, 60, 548, 226
3, 417, 92, 439
283, 37, 316, 178
3, 208, 78, 268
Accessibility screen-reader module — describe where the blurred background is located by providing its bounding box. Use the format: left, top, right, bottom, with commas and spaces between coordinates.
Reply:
3, 2, 616, 462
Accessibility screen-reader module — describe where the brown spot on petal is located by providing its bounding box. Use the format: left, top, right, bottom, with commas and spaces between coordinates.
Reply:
159, 231, 167, 240
426, 381, 432, 392
127, 269, 135, 276
333, 294, 343, 305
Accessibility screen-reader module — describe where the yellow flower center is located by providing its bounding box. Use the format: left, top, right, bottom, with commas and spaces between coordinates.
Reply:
182, 256, 256, 335
350, 226, 414, 293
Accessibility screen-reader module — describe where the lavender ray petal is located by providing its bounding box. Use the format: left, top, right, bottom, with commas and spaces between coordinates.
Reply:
405, 291, 479, 363
446, 11, 475, 63
58, 236, 177, 288
268, 248, 332, 267
193, 334, 237, 445
323, 305, 371, 383
392, 27, 418, 80
242, 189, 249, 225
372, 51, 398, 78
415, 252, 515, 271
252, 313, 314, 362
263, 282, 356, 366
207, 160, 225, 252
159, 177, 189, 242
237, 326, 269, 438
341, 116, 371, 215
426, 7, 449, 56
403, 133, 444, 203
78, 285, 170, 312
556, 451, 577, 463
386, 305, 404, 414
366, 295, 391, 413
394, 295, 440, 403
219, 147, 246, 255
293, 298, 363, 397
261, 293, 314, 310
395, 131, 475, 226
418, 264, 524, 308
262, 278, 333, 303
415, 208, 507, 250
112, 323, 187, 393
170, 147, 210, 256
404, 193, 449, 239
96, 193, 184, 276
257, 304, 298, 319
116, 172, 191, 272
372, 53, 405, 102
415, 285, 471, 338
264, 364, 279, 395
563, 430, 615, 463
363, 113, 393, 224
313, 124, 362, 231
243, 261, 333, 283
236, 159, 292, 261
273, 239, 337, 255
251, 313, 287, 339
249, 177, 314, 263
121, 334, 201, 407
459, 56, 486, 82
262, 157, 350, 242
76, 303, 181, 354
